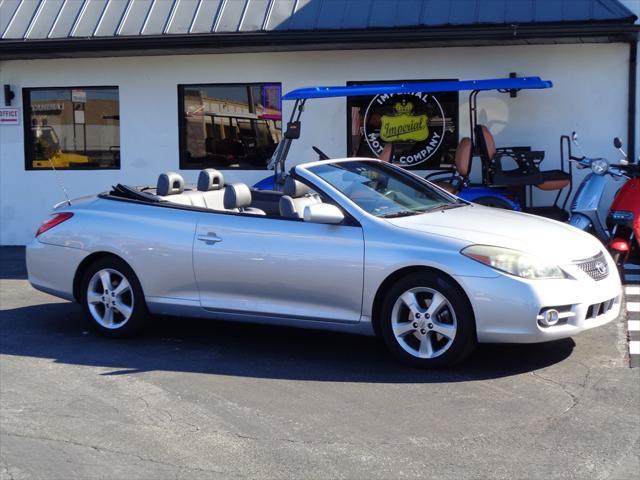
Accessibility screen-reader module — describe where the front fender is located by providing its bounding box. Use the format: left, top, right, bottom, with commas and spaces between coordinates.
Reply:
568, 213, 592, 231
360, 220, 500, 319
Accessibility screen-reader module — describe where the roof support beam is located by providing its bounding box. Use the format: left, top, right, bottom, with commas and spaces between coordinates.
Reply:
1, 22, 638, 60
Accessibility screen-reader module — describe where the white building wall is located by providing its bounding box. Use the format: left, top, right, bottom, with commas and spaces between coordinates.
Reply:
0, 42, 633, 245
621, 0, 640, 158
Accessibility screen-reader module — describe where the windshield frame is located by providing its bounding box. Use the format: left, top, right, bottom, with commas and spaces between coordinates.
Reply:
297, 158, 467, 219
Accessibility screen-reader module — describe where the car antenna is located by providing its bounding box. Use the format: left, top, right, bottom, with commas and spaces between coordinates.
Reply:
47, 155, 72, 206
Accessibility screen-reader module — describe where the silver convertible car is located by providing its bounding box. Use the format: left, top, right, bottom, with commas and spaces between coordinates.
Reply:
27, 159, 622, 367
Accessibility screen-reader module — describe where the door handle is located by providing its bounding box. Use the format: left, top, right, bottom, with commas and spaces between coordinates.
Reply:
197, 232, 223, 245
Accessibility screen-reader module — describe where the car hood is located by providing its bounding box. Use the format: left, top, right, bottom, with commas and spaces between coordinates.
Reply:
386, 204, 602, 263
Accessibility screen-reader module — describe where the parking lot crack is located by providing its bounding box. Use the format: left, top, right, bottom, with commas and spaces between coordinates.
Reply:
530, 369, 581, 415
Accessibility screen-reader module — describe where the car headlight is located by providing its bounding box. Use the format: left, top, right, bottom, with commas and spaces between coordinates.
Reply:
591, 158, 609, 175
461, 245, 567, 280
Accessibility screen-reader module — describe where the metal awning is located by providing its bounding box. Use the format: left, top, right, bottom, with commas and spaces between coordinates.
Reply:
0, 0, 637, 60
282, 76, 552, 100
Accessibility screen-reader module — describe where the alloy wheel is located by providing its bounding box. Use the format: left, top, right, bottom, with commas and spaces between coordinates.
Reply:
390, 287, 457, 359
86, 268, 134, 329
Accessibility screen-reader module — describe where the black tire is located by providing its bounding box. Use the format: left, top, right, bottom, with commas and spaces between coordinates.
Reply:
608, 249, 627, 281
473, 196, 514, 210
80, 257, 149, 338
379, 272, 477, 368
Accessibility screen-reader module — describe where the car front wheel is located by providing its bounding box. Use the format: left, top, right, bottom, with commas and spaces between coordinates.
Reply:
80, 257, 148, 337
379, 272, 476, 368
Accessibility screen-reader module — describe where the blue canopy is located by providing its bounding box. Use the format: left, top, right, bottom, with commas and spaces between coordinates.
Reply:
282, 76, 552, 100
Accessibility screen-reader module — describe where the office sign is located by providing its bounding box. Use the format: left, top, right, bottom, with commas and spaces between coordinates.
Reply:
0, 108, 20, 125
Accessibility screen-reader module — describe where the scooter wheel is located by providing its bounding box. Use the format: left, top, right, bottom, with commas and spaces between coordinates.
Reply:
608, 250, 626, 281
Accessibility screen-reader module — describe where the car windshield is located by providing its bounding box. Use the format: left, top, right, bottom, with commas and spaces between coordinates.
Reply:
308, 160, 463, 218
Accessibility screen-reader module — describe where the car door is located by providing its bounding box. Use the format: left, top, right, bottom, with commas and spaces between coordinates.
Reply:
193, 212, 364, 323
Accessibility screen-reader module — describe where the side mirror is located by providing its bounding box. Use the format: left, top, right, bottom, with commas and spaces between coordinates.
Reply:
303, 203, 344, 225
613, 137, 628, 159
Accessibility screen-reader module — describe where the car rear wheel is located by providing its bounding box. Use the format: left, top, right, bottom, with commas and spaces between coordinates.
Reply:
80, 257, 148, 337
379, 272, 476, 368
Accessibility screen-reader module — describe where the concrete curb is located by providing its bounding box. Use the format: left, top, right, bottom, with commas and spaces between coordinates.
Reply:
623, 264, 639, 368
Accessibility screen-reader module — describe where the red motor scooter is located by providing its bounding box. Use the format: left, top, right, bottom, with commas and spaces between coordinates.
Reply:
607, 137, 640, 269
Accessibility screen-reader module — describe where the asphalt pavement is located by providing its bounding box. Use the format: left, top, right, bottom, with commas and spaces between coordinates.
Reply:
1, 247, 639, 480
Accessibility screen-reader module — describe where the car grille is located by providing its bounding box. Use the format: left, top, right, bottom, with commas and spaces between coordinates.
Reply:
586, 296, 618, 320
574, 252, 609, 281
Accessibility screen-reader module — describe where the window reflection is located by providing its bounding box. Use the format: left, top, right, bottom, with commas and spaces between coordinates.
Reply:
180, 84, 282, 169
25, 87, 120, 170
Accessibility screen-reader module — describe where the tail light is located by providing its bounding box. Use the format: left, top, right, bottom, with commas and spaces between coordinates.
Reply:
609, 238, 630, 253
36, 212, 73, 237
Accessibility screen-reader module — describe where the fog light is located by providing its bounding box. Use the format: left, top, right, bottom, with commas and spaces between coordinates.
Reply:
540, 309, 560, 327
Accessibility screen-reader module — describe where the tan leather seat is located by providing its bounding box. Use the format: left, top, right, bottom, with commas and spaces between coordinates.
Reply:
156, 172, 193, 205
536, 176, 571, 191
223, 183, 266, 215
196, 168, 227, 210
478, 125, 570, 192
433, 137, 472, 194
279, 177, 322, 219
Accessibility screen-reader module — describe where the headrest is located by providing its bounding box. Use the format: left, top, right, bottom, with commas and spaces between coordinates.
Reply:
477, 125, 496, 160
283, 176, 311, 197
455, 138, 473, 177
157, 172, 185, 196
224, 183, 252, 210
197, 169, 224, 192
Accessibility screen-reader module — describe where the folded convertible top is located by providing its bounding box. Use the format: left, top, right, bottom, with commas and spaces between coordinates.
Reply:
110, 184, 162, 203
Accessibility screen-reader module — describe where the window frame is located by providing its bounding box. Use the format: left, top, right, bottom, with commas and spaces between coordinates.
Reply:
177, 82, 283, 171
22, 85, 121, 171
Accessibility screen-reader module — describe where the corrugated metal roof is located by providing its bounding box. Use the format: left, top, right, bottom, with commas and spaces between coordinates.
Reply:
0, 0, 636, 40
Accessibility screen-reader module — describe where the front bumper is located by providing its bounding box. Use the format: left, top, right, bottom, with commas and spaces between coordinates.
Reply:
455, 253, 622, 344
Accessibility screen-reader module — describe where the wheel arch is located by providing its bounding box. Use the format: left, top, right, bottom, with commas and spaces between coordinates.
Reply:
370, 265, 476, 337
72, 251, 134, 302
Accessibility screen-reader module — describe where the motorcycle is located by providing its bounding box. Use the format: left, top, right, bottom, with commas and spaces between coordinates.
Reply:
607, 137, 640, 268
566, 133, 628, 241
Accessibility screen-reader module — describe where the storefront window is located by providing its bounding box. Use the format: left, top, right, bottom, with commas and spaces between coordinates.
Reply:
23, 87, 120, 170
179, 83, 282, 169
347, 80, 459, 170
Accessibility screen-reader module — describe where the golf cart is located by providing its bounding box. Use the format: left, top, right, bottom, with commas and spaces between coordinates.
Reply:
188, 111, 280, 168
255, 76, 571, 218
